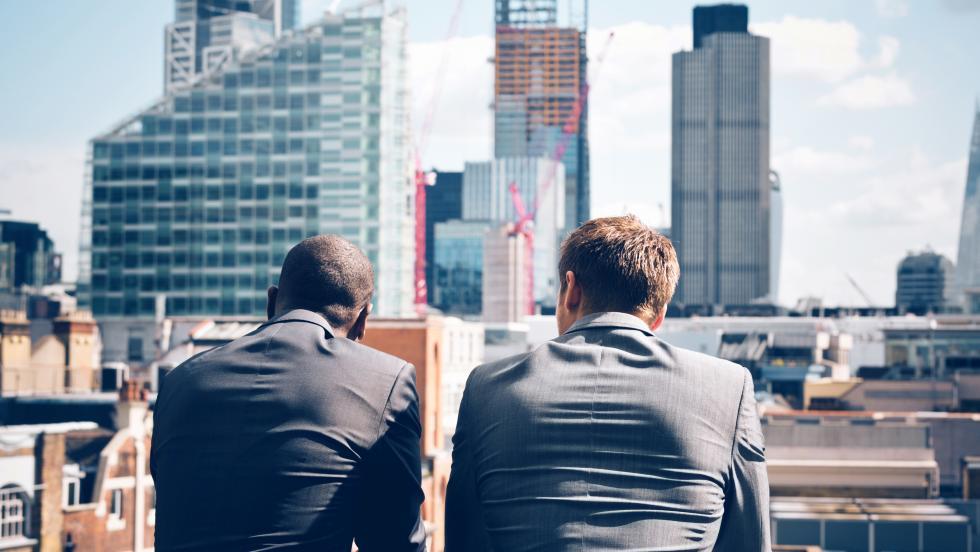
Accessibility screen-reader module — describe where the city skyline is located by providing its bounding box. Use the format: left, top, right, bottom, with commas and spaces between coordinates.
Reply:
2, 1, 980, 306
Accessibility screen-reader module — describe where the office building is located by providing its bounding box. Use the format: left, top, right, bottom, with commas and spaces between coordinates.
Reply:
955, 106, 980, 306
438, 318, 484, 441
424, 170, 463, 299
0, 220, 60, 290
165, 0, 300, 93
81, 6, 415, 362
431, 220, 488, 316
494, 0, 589, 230
482, 223, 529, 323
671, 4, 771, 308
463, 158, 564, 308
770, 170, 782, 304
895, 250, 955, 315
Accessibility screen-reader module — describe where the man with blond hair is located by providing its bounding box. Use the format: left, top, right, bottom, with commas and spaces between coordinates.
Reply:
446, 215, 770, 551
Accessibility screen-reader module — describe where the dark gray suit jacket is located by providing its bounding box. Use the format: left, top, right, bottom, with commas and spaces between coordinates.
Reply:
446, 312, 770, 551
151, 309, 426, 551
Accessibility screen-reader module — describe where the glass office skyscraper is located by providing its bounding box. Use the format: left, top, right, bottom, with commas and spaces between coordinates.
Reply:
671, 4, 771, 309
955, 107, 980, 305
80, 6, 415, 339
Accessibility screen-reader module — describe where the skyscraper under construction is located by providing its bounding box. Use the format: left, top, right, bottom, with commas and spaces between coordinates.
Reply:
493, 0, 590, 232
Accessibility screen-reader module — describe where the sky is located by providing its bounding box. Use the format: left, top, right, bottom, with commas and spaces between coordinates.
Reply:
1, 0, 978, 307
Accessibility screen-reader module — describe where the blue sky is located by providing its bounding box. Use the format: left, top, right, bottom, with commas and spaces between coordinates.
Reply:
1, 0, 978, 306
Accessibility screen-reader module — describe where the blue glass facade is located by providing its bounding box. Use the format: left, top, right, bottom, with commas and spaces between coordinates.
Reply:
432, 220, 488, 316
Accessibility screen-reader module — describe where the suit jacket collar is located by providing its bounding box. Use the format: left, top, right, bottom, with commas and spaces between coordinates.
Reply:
263, 309, 335, 337
564, 311, 655, 337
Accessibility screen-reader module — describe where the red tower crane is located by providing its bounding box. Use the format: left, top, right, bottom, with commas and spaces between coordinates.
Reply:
508, 31, 615, 315
413, 0, 465, 315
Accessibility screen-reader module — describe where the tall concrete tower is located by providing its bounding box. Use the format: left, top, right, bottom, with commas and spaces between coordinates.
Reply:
671, 4, 771, 309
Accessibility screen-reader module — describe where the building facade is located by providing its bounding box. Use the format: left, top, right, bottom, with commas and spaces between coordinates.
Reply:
431, 220, 488, 316
770, 170, 782, 305
0, 310, 100, 397
424, 170, 463, 300
482, 224, 529, 323
896, 250, 955, 315
493, 0, 589, 230
0, 384, 155, 552
81, 6, 415, 363
0, 221, 59, 291
671, 4, 771, 308
955, 107, 980, 306
463, 158, 564, 308
165, 0, 299, 93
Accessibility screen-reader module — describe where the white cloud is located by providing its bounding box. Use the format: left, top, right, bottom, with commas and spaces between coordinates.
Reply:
848, 135, 875, 150
593, 202, 668, 229
778, 152, 965, 305
871, 36, 901, 69
817, 73, 916, 109
875, 0, 910, 17
0, 145, 85, 282
408, 35, 494, 169
752, 17, 864, 82
773, 146, 876, 174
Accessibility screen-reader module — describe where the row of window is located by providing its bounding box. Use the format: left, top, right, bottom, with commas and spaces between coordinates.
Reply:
92, 294, 269, 317
93, 205, 317, 226
92, 224, 315, 248
94, 182, 320, 202
92, 270, 277, 293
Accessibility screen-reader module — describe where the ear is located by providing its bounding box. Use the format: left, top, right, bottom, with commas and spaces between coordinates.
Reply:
347, 305, 370, 341
649, 306, 667, 332
266, 286, 279, 320
562, 271, 583, 312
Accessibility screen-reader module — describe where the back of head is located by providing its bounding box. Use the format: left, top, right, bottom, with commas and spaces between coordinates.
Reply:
559, 215, 679, 320
275, 235, 375, 330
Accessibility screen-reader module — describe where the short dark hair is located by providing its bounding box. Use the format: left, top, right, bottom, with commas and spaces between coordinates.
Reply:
558, 215, 679, 318
276, 235, 375, 329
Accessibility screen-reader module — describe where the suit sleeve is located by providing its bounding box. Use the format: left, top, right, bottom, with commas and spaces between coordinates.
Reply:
445, 371, 492, 552
715, 368, 771, 552
354, 363, 427, 552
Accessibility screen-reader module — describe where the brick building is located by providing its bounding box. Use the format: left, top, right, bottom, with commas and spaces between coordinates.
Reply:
0, 382, 154, 551
360, 316, 451, 552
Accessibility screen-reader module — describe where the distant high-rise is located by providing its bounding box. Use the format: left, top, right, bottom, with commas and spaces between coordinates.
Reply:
463, 157, 565, 308
80, 6, 414, 355
424, 170, 463, 298
671, 4, 771, 308
770, 170, 783, 304
431, 219, 488, 316
954, 107, 980, 304
896, 251, 955, 315
165, 0, 300, 93
482, 223, 528, 323
493, 0, 589, 231
0, 220, 59, 290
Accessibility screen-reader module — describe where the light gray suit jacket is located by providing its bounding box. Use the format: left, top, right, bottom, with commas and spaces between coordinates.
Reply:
446, 312, 770, 551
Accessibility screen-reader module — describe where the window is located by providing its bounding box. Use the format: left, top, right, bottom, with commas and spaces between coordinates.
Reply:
110, 489, 123, 519
127, 336, 143, 362
63, 475, 81, 508
0, 486, 27, 540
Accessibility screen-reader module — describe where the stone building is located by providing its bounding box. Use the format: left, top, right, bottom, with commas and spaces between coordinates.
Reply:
0, 311, 100, 396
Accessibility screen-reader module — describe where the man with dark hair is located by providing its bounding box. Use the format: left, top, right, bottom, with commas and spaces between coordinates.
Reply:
152, 236, 426, 551
446, 215, 770, 551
